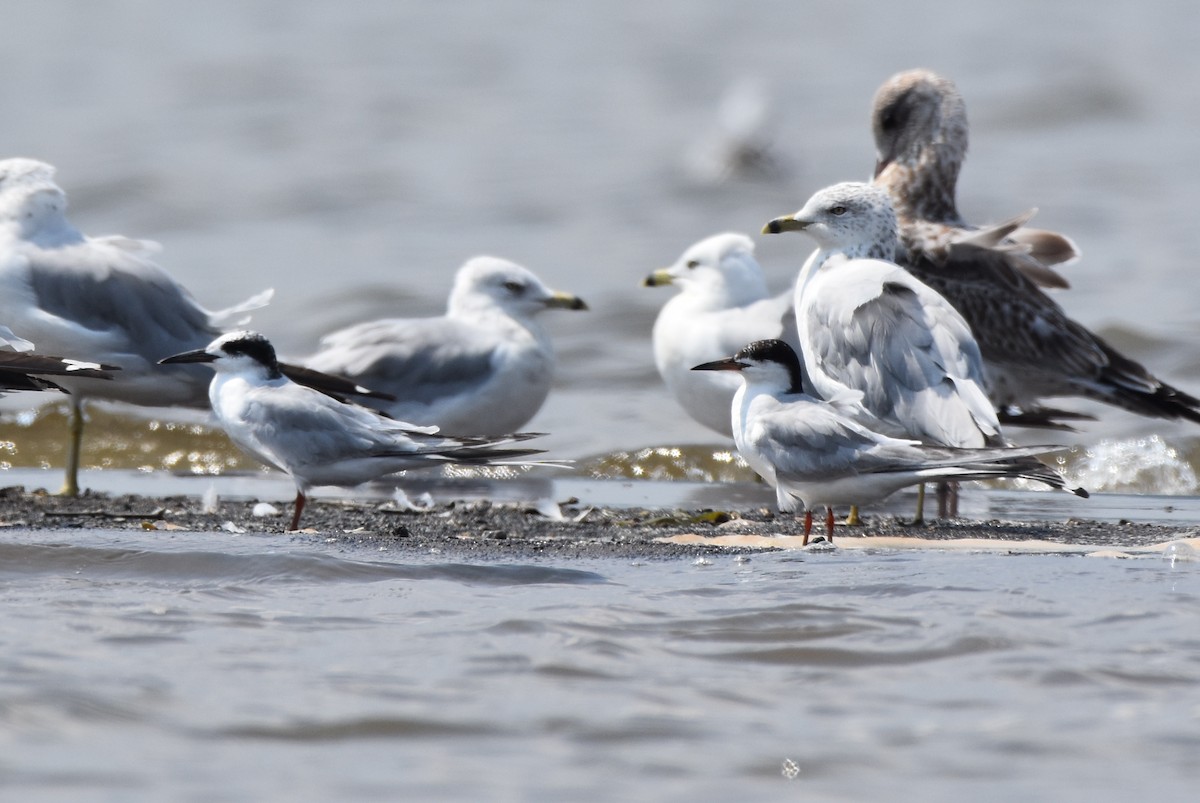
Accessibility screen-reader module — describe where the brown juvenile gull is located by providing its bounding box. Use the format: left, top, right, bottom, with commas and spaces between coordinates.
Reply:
872, 69, 1200, 429
642, 232, 794, 437
764, 181, 1004, 519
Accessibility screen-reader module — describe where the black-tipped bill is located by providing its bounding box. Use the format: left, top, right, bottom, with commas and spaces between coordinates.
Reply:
159, 349, 217, 366
692, 357, 747, 373
762, 215, 806, 235
545, 291, 589, 311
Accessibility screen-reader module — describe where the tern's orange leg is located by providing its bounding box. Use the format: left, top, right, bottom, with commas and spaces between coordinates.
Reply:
802, 509, 812, 546
825, 507, 835, 543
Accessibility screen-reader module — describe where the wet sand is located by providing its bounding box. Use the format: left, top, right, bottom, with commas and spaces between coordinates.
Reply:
1, 485, 1192, 560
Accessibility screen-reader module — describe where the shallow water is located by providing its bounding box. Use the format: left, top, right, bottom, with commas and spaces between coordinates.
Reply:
5, 3, 1200, 800
1, 529, 1198, 802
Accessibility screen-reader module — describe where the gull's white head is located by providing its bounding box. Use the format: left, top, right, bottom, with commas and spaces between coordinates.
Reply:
159, 330, 283, 380
0, 158, 70, 233
762, 182, 898, 261
692, 339, 808, 396
448, 256, 588, 320
643, 232, 768, 305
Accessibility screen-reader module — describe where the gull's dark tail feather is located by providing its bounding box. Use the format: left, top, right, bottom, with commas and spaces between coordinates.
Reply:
997, 406, 1096, 432
1093, 345, 1200, 425
0, 352, 119, 392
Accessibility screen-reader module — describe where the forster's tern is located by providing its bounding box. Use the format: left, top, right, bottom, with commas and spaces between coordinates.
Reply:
304, 256, 586, 436
162, 331, 551, 531
871, 69, 1200, 428
694, 339, 1087, 543
643, 232, 793, 437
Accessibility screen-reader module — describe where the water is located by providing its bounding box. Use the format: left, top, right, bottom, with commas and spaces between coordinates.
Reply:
1, 530, 1198, 802
4, 2, 1200, 799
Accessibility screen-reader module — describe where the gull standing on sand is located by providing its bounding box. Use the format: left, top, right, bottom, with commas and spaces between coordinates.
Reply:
303, 256, 586, 436
763, 181, 1002, 519
0, 158, 272, 495
0, 157, 390, 495
162, 331, 551, 531
694, 339, 1086, 544
872, 68, 1200, 427
642, 232, 793, 436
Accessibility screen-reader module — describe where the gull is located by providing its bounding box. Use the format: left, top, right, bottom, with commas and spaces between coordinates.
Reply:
872, 68, 1200, 427
693, 339, 1087, 544
0, 157, 387, 495
162, 331, 552, 532
642, 232, 793, 436
763, 181, 1002, 519
304, 256, 586, 436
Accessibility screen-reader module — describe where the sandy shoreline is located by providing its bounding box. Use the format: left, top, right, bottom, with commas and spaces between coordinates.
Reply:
2, 485, 1194, 560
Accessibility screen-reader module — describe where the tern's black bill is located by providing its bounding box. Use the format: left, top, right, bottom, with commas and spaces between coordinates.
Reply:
158, 349, 217, 365
691, 358, 746, 372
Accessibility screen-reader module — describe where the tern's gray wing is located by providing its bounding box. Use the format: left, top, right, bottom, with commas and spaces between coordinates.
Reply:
21, 239, 221, 356
236, 383, 457, 470
311, 318, 501, 405
803, 260, 998, 446
747, 401, 896, 482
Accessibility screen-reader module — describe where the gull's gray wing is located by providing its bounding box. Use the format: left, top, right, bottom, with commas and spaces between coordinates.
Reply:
19, 238, 220, 358
803, 260, 999, 447
309, 318, 502, 406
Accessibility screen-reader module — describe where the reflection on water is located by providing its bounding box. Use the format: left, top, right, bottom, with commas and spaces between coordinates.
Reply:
5, 403, 1200, 501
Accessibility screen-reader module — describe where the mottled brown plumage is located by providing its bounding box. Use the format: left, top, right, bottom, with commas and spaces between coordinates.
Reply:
871, 69, 1200, 427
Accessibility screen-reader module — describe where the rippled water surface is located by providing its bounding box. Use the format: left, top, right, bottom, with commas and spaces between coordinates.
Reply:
2, 531, 1198, 802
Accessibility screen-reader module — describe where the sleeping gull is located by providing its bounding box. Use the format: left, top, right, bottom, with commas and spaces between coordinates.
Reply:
872, 69, 1200, 427
763, 181, 1002, 519
162, 331, 552, 532
0, 157, 391, 495
694, 339, 1086, 544
303, 256, 586, 436
642, 232, 793, 436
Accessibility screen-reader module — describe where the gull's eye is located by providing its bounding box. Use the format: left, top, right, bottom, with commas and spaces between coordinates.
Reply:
502, 280, 525, 294
830, 205, 847, 216
686, 259, 700, 269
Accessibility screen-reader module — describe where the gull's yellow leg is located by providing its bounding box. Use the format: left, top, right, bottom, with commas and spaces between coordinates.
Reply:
59, 399, 85, 497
